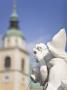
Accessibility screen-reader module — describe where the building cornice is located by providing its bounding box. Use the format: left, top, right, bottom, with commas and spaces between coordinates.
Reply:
0, 47, 29, 55
0, 69, 29, 77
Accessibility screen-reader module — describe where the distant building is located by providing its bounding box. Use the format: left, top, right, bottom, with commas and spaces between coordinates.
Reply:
0, 0, 30, 90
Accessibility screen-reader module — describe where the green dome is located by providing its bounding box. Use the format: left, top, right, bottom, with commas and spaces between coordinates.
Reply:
4, 29, 25, 39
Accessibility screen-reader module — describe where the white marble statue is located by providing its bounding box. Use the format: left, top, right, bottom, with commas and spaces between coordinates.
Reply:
31, 28, 67, 90
31, 43, 48, 85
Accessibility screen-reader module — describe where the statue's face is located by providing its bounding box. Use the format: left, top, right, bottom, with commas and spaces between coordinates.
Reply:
33, 43, 48, 62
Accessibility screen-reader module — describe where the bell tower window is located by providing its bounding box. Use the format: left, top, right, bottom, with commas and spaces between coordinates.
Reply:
5, 56, 11, 69
21, 59, 25, 72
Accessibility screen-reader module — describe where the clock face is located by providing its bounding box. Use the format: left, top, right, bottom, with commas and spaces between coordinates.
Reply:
3, 73, 11, 82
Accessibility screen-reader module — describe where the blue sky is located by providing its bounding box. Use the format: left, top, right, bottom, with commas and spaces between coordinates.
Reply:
0, 0, 67, 51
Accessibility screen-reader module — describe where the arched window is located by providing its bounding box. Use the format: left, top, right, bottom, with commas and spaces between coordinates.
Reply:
5, 56, 11, 68
21, 59, 25, 72
7, 38, 10, 47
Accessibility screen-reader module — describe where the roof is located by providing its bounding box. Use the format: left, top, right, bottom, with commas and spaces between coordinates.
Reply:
3, 0, 25, 39
3, 28, 25, 39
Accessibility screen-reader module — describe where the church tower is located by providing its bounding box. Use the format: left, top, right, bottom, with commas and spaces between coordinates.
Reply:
0, 0, 30, 90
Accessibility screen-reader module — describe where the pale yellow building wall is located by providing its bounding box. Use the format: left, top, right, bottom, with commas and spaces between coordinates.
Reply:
0, 48, 29, 71
0, 48, 30, 90
4, 36, 27, 50
0, 82, 28, 90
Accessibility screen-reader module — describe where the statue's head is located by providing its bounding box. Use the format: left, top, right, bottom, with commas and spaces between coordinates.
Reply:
33, 43, 49, 62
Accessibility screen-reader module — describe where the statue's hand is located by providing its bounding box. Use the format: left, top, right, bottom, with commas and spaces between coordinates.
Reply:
30, 74, 37, 83
30, 65, 40, 83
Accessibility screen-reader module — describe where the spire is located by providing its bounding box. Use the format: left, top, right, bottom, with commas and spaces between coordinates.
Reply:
11, 0, 18, 20
9, 0, 19, 29
13, 0, 16, 14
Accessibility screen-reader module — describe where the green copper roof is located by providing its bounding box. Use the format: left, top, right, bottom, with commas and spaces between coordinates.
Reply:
4, 29, 25, 39
3, 0, 25, 40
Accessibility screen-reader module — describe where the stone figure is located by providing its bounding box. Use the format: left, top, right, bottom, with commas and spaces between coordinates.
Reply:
31, 43, 49, 86
30, 28, 67, 90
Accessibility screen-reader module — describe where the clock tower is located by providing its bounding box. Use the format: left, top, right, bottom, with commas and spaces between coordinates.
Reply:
0, 0, 30, 90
